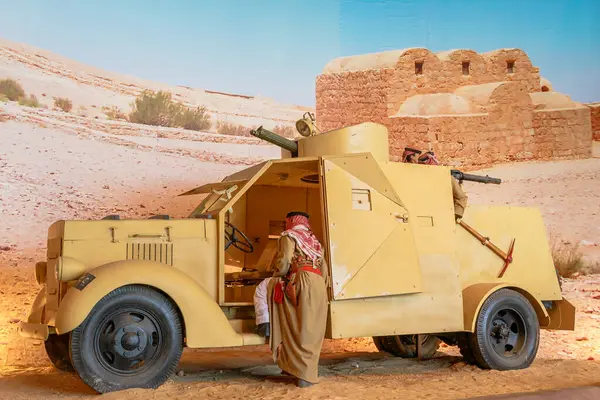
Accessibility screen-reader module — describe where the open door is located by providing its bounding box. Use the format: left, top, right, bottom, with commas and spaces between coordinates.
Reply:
321, 154, 423, 300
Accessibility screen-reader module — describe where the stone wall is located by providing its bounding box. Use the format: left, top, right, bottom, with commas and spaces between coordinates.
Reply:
587, 103, 600, 141
315, 47, 593, 168
315, 69, 394, 132
532, 108, 593, 159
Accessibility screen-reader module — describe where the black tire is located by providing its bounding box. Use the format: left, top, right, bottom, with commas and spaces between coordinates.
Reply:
69, 285, 184, 393
469, 288, 539, 370
45, 333, 75, 372
456, 333, 478, 365
372, 336, 387, 352
374, 335, 440, 358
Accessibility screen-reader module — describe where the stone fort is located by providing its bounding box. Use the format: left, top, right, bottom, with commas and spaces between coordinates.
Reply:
315, 48, 594, 168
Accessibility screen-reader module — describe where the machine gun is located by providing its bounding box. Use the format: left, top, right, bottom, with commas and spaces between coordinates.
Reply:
250, 126, 299, 156
451, 169, 501, 185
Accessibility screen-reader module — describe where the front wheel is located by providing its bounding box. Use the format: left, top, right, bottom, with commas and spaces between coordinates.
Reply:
69, 285, 184, 393
45, 333, 74, 372
469, 288, 540, 370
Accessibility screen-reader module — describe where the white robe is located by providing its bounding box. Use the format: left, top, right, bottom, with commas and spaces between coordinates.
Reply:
254, 277, 273, 325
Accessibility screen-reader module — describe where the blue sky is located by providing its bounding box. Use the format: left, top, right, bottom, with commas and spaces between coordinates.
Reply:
0, 0, 598, 106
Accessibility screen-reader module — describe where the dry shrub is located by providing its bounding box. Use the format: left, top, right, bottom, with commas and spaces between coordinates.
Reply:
177, 106, 211, 131
552, 241, 599, 278
18, 94, 40, 108
0, 93, 9, 103
272, 124, 296, 138
0, 78, 25, 101
128, 90, 211, 131
102, 105, 128, 121
76, 105, 88, 117
216, 121, 256, 136
54, 97, 73, 112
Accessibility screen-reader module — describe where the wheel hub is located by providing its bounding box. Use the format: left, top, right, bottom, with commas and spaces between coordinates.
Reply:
122, 332, 139, 351
96, 310, 162, 375
488, 308, 527, 359
492, 319, 510, 341
113, 325, 148, 358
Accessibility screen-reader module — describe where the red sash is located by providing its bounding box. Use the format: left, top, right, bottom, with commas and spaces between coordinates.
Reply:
273, 264, 322, 306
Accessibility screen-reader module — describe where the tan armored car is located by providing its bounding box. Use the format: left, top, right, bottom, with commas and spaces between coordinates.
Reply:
19, 116, 575, 393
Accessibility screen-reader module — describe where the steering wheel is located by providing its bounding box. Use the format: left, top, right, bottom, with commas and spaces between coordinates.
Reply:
224, 221, 254, 253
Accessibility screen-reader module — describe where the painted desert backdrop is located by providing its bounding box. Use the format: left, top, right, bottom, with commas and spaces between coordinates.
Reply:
1, 37, 599, 399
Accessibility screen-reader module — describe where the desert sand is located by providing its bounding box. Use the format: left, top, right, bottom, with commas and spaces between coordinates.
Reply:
1, 38, 600, 399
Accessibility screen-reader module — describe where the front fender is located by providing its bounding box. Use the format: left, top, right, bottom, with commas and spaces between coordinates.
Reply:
54, 260, 242, 348
462, 283, 550, 332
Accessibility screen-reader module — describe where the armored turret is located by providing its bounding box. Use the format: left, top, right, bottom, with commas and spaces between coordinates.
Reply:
250, 112, 391, 162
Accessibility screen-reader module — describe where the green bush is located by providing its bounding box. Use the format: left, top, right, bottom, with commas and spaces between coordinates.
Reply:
128, 90, 212, 131
0, 78, 25, 101
129, 90, 179, 127
177, 106, 211, 131
54, 97, 73, 112
0, 93, 9, 103
18, 94, 41, 108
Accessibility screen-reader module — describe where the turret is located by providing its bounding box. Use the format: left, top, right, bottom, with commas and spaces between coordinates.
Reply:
250, 112, 391, 162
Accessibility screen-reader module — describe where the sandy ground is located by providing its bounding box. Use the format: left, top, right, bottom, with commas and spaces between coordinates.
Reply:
1, 114, 599, 399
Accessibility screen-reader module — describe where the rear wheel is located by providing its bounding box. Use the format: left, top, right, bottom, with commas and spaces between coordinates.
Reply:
45, 333, 74, 372
70, 285, 184, 393
373, 334, 440, 358
469, 288, 540, 370
456, 333, 478, 365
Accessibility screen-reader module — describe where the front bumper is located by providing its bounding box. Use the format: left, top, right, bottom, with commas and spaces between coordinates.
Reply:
18, 321, 50, 341
17, 286, 54, 341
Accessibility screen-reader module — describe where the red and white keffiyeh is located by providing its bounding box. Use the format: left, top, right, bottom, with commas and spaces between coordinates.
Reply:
418, 151, 440, 165
281, 214, 323, 261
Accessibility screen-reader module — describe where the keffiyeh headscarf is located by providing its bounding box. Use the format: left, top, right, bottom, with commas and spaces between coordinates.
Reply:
418, 151, 440, 165
281, 212, 323, 261
402, 147, 422, 163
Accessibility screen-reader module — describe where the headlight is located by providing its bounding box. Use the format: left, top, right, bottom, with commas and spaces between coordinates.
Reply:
56, 256, 87, 282
35, 261, 47, 285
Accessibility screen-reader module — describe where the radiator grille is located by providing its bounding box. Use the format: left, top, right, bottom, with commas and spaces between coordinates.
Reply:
126, 243, 174, 266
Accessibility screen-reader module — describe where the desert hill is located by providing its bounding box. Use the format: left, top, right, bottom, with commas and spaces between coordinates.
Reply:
0, 37, 312, 130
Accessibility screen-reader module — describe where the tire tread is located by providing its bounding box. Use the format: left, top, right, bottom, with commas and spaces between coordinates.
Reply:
470, 288, 540, 371
70, 285, 183, 393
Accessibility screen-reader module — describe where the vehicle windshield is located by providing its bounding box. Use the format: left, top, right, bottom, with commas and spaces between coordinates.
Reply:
189, 183, 243, 218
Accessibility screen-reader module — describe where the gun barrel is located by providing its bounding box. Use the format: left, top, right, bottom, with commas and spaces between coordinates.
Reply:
250, 126, 298, 154
461, 173, 502, 185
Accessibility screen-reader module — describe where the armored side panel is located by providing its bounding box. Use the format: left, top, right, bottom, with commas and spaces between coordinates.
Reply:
324, 159, 465, 339
456, 205, 563, 300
